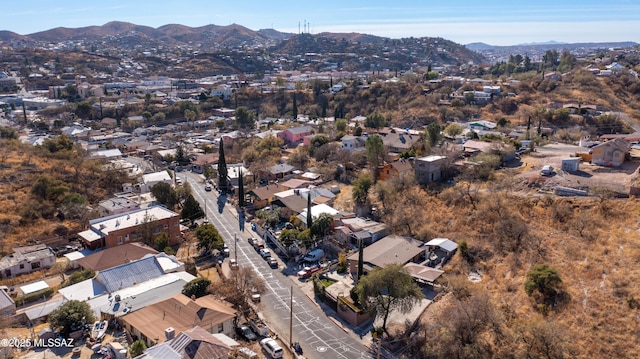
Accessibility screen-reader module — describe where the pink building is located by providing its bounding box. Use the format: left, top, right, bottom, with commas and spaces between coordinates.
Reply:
278, 126, 312, 144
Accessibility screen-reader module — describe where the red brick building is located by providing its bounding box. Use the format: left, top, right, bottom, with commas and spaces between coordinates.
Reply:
79, 206, 181, 249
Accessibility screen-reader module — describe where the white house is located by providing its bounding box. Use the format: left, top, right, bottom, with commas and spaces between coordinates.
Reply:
140, 171, 173, 193
340, 135, 366, 151
0, 245, 56, 279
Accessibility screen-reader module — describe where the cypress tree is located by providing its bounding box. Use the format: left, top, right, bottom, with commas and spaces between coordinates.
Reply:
306, 192, 312, 229
357, 238, 364, 280
238, 169, 244, 207
292, 91, 298, 120
218, 138, 228, 192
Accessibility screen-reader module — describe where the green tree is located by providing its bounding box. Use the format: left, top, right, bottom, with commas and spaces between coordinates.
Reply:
306, 193, 313, 229
150, 182, 178, 209
181, 193, 204, 222
365, 113, 386, 129
353, 264, 423, 335
130, 340, 147, 357
0, 127, 18, 139
352, 172, 373, 204
48, 300, 94, 336
292, 91, 298, 119
218, 138, 229, 192
336, 119, 347, 132
182, 277, 211, 298
443, 123, 464, 138
354, 125, 363, 136
61, 269, 95, 288
235, 106, 255, 130
365, 135, 384, 182
424, 123, 442, 147
154, 232, 170, 252
357, 238, 364, 280
31, 175, 68, 203
525, 264, 563, 305
175, 145, 189, 166
59, 193, 87, 220
310, 213, 332, 239
238, 168, 245, 207
195, 223, 224, 254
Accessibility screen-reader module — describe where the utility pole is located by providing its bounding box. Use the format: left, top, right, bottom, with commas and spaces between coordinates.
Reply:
289, 285, 293, 345
234, 233, 238, 263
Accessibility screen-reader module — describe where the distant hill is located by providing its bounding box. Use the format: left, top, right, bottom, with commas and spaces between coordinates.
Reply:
9, 21, 293, 48
0, 21, 485, 71
466, 41, 638, 52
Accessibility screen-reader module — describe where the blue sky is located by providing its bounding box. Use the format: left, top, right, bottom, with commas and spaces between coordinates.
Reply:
2, 1, 639, 46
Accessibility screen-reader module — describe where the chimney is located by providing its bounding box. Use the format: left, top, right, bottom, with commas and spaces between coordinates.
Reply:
165, 327, 175, 340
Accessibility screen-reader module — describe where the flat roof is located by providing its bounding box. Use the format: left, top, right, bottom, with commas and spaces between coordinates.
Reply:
89, 206, 179, 236
20, 280, 50, 295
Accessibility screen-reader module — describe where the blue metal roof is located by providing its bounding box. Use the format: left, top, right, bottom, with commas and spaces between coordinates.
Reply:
97, 256, 164, 293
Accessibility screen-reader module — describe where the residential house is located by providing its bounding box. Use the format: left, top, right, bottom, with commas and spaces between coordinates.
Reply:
78, 206, 181, 249
462, 140, 516, 164
382, 132, 423, 153
297, 204, 340, 228
591, 137, 629, 167
347, 235, 424, 275
0, 288, 16, 316
379, 159, 413, 181
414, 155, 447, 185
98, 197, 141, 217
271, 193, 308, 221
0, 245, 56, 279
467, 120, 497, 132
339, 217, 389, 246
278, 126, 312, 144
75, 243, 159, 272
140, 171, 173, 193
247, 184, 285, 210
58, 255, 195, 319
425, 238, 459, 265
191, 154, 218, 174
212, 108, 236, 118
462, 91, 492, 105
254, 129, 282, 139
268, 163, 295, 180
340, 135, 366, 151
122, 294, 237, 347
136, 326, 238, 359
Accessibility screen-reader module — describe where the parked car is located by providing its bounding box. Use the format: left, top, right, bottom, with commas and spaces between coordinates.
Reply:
267, 257, 278, 268
237, 323, 257, 341
223, 244, 230, 256
297, 265, 321, 279
259, 248, 271, 259
248, 237, 258, 246
260, 338, 283, 359
205, 185, 212, 191
229, 258, 239, 270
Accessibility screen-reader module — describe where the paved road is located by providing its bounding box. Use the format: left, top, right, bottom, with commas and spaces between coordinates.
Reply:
182, 172, 373, 359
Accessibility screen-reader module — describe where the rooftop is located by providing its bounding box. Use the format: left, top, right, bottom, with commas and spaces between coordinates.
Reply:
122, 294, 236, 345
348, 235, 424, 269
75, 243, 159, 272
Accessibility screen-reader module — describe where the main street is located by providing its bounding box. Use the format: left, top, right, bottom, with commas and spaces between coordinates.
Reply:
182, 172, 373, 359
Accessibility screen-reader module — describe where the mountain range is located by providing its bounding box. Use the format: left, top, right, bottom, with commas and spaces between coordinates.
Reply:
0, 21, 295, 48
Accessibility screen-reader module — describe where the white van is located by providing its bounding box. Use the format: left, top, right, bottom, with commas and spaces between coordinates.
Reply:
259, 338, 283, 358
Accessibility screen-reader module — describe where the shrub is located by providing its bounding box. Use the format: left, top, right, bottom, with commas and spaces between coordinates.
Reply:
61, 269, 95, 288
15, 287, 54, 306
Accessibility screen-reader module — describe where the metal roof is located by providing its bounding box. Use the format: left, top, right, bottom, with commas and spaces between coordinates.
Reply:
96, 256, 165, 293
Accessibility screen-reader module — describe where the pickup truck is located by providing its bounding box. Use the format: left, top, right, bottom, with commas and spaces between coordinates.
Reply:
297, 265, 321, 279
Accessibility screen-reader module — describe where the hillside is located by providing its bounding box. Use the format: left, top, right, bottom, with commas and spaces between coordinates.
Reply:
0, 137, 128, 254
